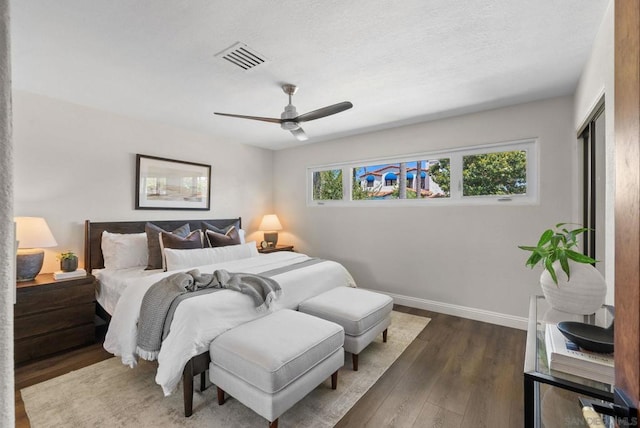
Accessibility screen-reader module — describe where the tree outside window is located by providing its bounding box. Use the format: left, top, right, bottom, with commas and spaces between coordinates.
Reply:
462, 150, 527, 196
313, 169, 343, 200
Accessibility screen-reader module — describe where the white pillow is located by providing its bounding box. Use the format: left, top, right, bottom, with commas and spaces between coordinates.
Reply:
238, 229, 246, 244
101, 231, 148, 270
164, 241, 259, 271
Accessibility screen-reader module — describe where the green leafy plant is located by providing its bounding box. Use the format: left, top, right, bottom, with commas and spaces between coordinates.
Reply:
518, 223, 596, 285
58, 251, 77, 261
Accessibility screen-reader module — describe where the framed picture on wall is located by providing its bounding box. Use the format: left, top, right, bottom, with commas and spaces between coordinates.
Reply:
135, 154, 211, 210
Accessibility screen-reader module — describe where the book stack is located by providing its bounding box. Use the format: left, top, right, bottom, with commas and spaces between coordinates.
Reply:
53, 268, 87, 280
545, 323, 614, 384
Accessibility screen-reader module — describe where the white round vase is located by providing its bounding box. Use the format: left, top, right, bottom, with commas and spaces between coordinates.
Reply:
539, 261, 606, 315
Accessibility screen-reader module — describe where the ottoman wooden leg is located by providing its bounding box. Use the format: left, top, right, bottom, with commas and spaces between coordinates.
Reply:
352, 353, 359, 371
331, 370, 338, 389
269, 419, 279, 428
217, 387, 226, 405
383, 328, 388, 343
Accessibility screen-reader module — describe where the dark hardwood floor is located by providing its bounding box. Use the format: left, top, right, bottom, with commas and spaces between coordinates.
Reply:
336, 306, 526, 427
14, 306, 526, 428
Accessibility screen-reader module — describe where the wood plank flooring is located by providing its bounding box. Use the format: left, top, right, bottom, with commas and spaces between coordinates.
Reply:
14, 306, 526, 427
335, 306, 526, 427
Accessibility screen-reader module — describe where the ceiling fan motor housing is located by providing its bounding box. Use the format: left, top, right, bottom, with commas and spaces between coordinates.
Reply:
281, 104, 300, 130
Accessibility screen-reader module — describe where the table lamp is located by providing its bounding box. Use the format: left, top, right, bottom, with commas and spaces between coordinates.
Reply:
259, 214, 282, 247
15, 217, 58, 282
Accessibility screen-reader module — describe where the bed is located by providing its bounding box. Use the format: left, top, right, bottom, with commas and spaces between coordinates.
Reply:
84, 218, 356, 417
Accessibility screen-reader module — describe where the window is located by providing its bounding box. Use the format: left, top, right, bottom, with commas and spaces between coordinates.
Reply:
351, 160, 450, 200
384, 173, 397, 187
308, 139, 537, 206
312, 169, 343, 201
462, 150, 527, 196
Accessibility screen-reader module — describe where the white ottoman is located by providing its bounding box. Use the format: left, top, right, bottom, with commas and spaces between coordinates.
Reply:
209, 309, 344, 428
298, 287, 393, 371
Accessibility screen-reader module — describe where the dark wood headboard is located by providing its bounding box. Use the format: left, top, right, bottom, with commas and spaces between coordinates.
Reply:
84, 218, 242, 273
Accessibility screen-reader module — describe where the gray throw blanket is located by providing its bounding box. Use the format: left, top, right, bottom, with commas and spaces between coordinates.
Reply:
136, 269, 281, 360
136, 269, 218, 360
210, 269, 282, 311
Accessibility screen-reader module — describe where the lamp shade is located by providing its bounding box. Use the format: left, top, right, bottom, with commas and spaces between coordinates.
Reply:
259, 214, 283, 232
15, 217, 57, 282
15, 217, 58, 248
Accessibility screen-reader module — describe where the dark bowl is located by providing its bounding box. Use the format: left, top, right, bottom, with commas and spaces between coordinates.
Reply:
557, 321, 614, 354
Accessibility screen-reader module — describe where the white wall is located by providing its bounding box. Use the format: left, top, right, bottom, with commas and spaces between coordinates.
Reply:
274, 96, 577, 327
13, 91, 274, 273
574, 0, 614, 305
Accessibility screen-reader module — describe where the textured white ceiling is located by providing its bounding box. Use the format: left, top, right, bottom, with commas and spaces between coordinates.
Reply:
10, 1, 609, 150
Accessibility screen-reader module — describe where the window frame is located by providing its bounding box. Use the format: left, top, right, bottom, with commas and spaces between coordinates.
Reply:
306, 139, 539, 207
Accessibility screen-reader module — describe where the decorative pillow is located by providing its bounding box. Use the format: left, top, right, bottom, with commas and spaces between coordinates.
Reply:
164, 242, 259, 271
145, 222, 190, 270
205, 225, 241, 248
201, 221, 234, 235
101, 231, 148, 270
201, 221, 245, 245
160, 230, 203, 250
159, 230, 203, 271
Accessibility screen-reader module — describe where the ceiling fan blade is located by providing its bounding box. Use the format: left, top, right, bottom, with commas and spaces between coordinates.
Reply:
294, 101, 353, 123
290, 127, 308, 141
214, 112, 282, 124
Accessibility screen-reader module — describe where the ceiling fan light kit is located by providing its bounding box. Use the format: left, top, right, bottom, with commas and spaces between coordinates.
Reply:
214, 84, 352, 141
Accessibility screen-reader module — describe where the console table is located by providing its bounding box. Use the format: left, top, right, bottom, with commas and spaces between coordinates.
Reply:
523, 295, 614, 427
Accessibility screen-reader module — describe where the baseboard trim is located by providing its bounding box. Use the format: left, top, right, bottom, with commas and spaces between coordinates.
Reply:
368, 290, 528, 330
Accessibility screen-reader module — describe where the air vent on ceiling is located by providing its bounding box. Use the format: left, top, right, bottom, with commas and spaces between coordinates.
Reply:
215, 42, 269, 71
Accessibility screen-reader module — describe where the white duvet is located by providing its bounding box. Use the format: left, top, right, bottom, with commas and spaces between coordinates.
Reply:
103, 252, 356, 395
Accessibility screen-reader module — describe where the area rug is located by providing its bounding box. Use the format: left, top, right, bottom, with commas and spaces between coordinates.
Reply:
21, 311, 429, 427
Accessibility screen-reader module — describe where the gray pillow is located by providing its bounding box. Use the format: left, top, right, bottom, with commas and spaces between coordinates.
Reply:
160, 230, 203, 250
205, 226, 241, 248
201, 221, 240, 247
145, 223, 190, 270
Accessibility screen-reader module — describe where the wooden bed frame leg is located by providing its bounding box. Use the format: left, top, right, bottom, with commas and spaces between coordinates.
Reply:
200, 370, 207, 391
352, 353, 359, 371
217, 387, 226, 405
183, 360, 194, 417
331, 370, 338, 390
269, 418, 279, 428
383, 328, 388, 343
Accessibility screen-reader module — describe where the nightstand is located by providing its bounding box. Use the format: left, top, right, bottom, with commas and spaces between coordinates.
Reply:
14, 273, 96, 365
258, 245, 295, 254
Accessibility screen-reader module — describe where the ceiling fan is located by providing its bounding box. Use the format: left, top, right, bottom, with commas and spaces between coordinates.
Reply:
214, 84, 353, 141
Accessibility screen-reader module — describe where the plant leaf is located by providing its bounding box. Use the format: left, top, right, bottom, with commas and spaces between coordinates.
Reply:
544, 257, 558, 285
537, 229, 554, 247
558, 250, 570, 281
565, 249, 597, 264
566, 228, 588, 247
526, 252, 543, 268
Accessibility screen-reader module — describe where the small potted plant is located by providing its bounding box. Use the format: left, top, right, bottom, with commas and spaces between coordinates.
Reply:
58, 251, 78, 272
519, 223, 606, 314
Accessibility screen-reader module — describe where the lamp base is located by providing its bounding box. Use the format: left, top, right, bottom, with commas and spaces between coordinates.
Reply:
264, 232, 278, 248
17, 248, 44, 282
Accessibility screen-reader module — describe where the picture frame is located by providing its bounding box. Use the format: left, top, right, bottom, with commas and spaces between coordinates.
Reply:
135, 154, 211, 210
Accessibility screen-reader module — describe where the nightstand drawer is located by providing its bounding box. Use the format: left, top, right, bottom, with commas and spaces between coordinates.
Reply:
14, 302, 95, 340
14, 273, 97, 365
15, 323, 95, 365
15, 279, 95, 317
